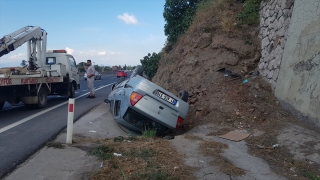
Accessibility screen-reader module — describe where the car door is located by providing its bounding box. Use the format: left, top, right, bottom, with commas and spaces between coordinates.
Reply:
112, 83, 125, 120
68, 56, 79, 83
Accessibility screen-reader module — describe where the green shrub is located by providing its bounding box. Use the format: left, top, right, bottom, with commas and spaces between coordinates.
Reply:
163, 0, 202, 42
90, 145, 113, 160
140, 52, 161, 80
238, 0, 263, 25
142, 128, 157, 138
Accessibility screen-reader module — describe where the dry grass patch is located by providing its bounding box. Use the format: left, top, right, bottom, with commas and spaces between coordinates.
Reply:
184, 134, 204, 141
191, 0, 243, 35
88, 137, 195, 180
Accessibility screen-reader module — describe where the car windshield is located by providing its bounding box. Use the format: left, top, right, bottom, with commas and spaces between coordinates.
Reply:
123, 108, 169, 134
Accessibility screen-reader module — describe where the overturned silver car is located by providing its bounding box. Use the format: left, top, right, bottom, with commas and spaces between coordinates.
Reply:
105, 66, 189, 134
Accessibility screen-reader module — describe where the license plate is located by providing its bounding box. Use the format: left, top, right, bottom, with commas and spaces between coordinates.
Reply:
155, 90, 177, 105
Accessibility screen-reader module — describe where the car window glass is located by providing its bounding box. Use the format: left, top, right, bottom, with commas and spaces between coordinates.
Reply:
114, 100, 121, 116
123, 108, 169, 133
46, 57, 56, 65
68, 57, 76, 67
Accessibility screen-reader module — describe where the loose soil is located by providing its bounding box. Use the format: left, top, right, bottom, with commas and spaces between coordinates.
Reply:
151, 0, 320, 179
84, 1, 320, 179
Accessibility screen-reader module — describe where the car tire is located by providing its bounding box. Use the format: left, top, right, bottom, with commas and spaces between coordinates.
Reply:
0, 101, 5, 110
177, 90, 188, 102
136, 65, 144, 76
68, 84, 75, 98
35, 88, 47, 109
131, 65, 144, 78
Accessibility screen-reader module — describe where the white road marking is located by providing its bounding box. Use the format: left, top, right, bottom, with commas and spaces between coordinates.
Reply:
0, 82, 115, 134
82, 90, 88, 91
75, 92, 79, 94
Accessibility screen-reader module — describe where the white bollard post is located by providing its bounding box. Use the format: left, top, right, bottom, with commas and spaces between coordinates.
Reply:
66, 98, 75, 144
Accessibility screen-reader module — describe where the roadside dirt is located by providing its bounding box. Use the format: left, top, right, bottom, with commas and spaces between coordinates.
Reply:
150, 0, 320, 179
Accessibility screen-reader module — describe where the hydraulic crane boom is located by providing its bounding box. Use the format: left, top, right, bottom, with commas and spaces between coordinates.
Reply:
0, 26, 47, 70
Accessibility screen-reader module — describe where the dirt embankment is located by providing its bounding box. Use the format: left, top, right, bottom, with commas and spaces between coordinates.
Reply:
153, 1, 261, 130
152, 1, 320, 179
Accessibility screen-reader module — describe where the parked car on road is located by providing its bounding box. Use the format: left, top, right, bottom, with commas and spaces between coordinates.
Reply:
105, 65, 189, 134
84, 71, 101, 80
116, 70, 127, 78
94, 71, 101, 80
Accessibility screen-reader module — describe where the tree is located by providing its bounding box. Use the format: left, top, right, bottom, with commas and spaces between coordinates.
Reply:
140, 52, 161, 79
163, 0, 201, 42
94, 65, 102, 72
123, 64, 127, 70
104, 66, 111, 72
20, 60, 27, 67
77, 62, 86, 72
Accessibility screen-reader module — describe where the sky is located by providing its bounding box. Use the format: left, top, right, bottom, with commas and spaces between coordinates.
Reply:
0, 0, 167, 68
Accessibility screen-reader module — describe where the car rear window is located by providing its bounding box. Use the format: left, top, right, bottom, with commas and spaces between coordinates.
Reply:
123, 108, 169, 134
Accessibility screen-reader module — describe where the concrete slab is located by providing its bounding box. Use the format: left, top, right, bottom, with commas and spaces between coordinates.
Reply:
4, 103, 128, 180
171, 124, 287, 180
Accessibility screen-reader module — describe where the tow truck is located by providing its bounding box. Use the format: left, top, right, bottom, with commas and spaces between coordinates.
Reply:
0, 26, 80, 110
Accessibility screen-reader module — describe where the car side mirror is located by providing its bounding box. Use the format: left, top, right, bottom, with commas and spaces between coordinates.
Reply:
104, 99, 110, 104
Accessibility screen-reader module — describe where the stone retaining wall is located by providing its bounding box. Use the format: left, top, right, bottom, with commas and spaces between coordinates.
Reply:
258, 0, 294, 90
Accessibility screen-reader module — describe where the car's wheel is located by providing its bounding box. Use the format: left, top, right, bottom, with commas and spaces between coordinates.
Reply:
177, 90, 188, 102
0, 101, 5, 110
135, 65, 144, 76
36, 88, 47, 109
131, 65, 144, 78
68, 84, 75, 98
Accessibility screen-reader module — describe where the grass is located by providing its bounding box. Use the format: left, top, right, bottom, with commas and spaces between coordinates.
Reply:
88, 138, 195, 180
142, 128, 157, 138
237, 0, 264, 25
131, 170, 179, 180
89, 144, 113, 160
305, 173, 320, 180
124, 148, 155, 159
46, 142, 64, 149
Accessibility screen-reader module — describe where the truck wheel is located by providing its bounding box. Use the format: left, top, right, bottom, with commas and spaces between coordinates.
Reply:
36, 88, 47, 109
177, 90, 188, 102
0, 101, 5, 110
69, 84, 75, 98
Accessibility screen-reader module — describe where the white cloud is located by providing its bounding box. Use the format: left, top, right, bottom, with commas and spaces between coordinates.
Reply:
9, 53, 25, 60
117, 13, 139, 25
98, 51, 106, 55
65, 47, 74, 54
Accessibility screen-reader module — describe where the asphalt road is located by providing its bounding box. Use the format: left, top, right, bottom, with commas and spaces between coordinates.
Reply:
0, 74, 122, 178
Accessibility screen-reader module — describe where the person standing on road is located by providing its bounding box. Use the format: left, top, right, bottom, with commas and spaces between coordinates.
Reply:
84, 60, 96, 98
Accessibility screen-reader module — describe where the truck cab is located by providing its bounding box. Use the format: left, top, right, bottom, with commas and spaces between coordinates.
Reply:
45, 50, 80, 89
